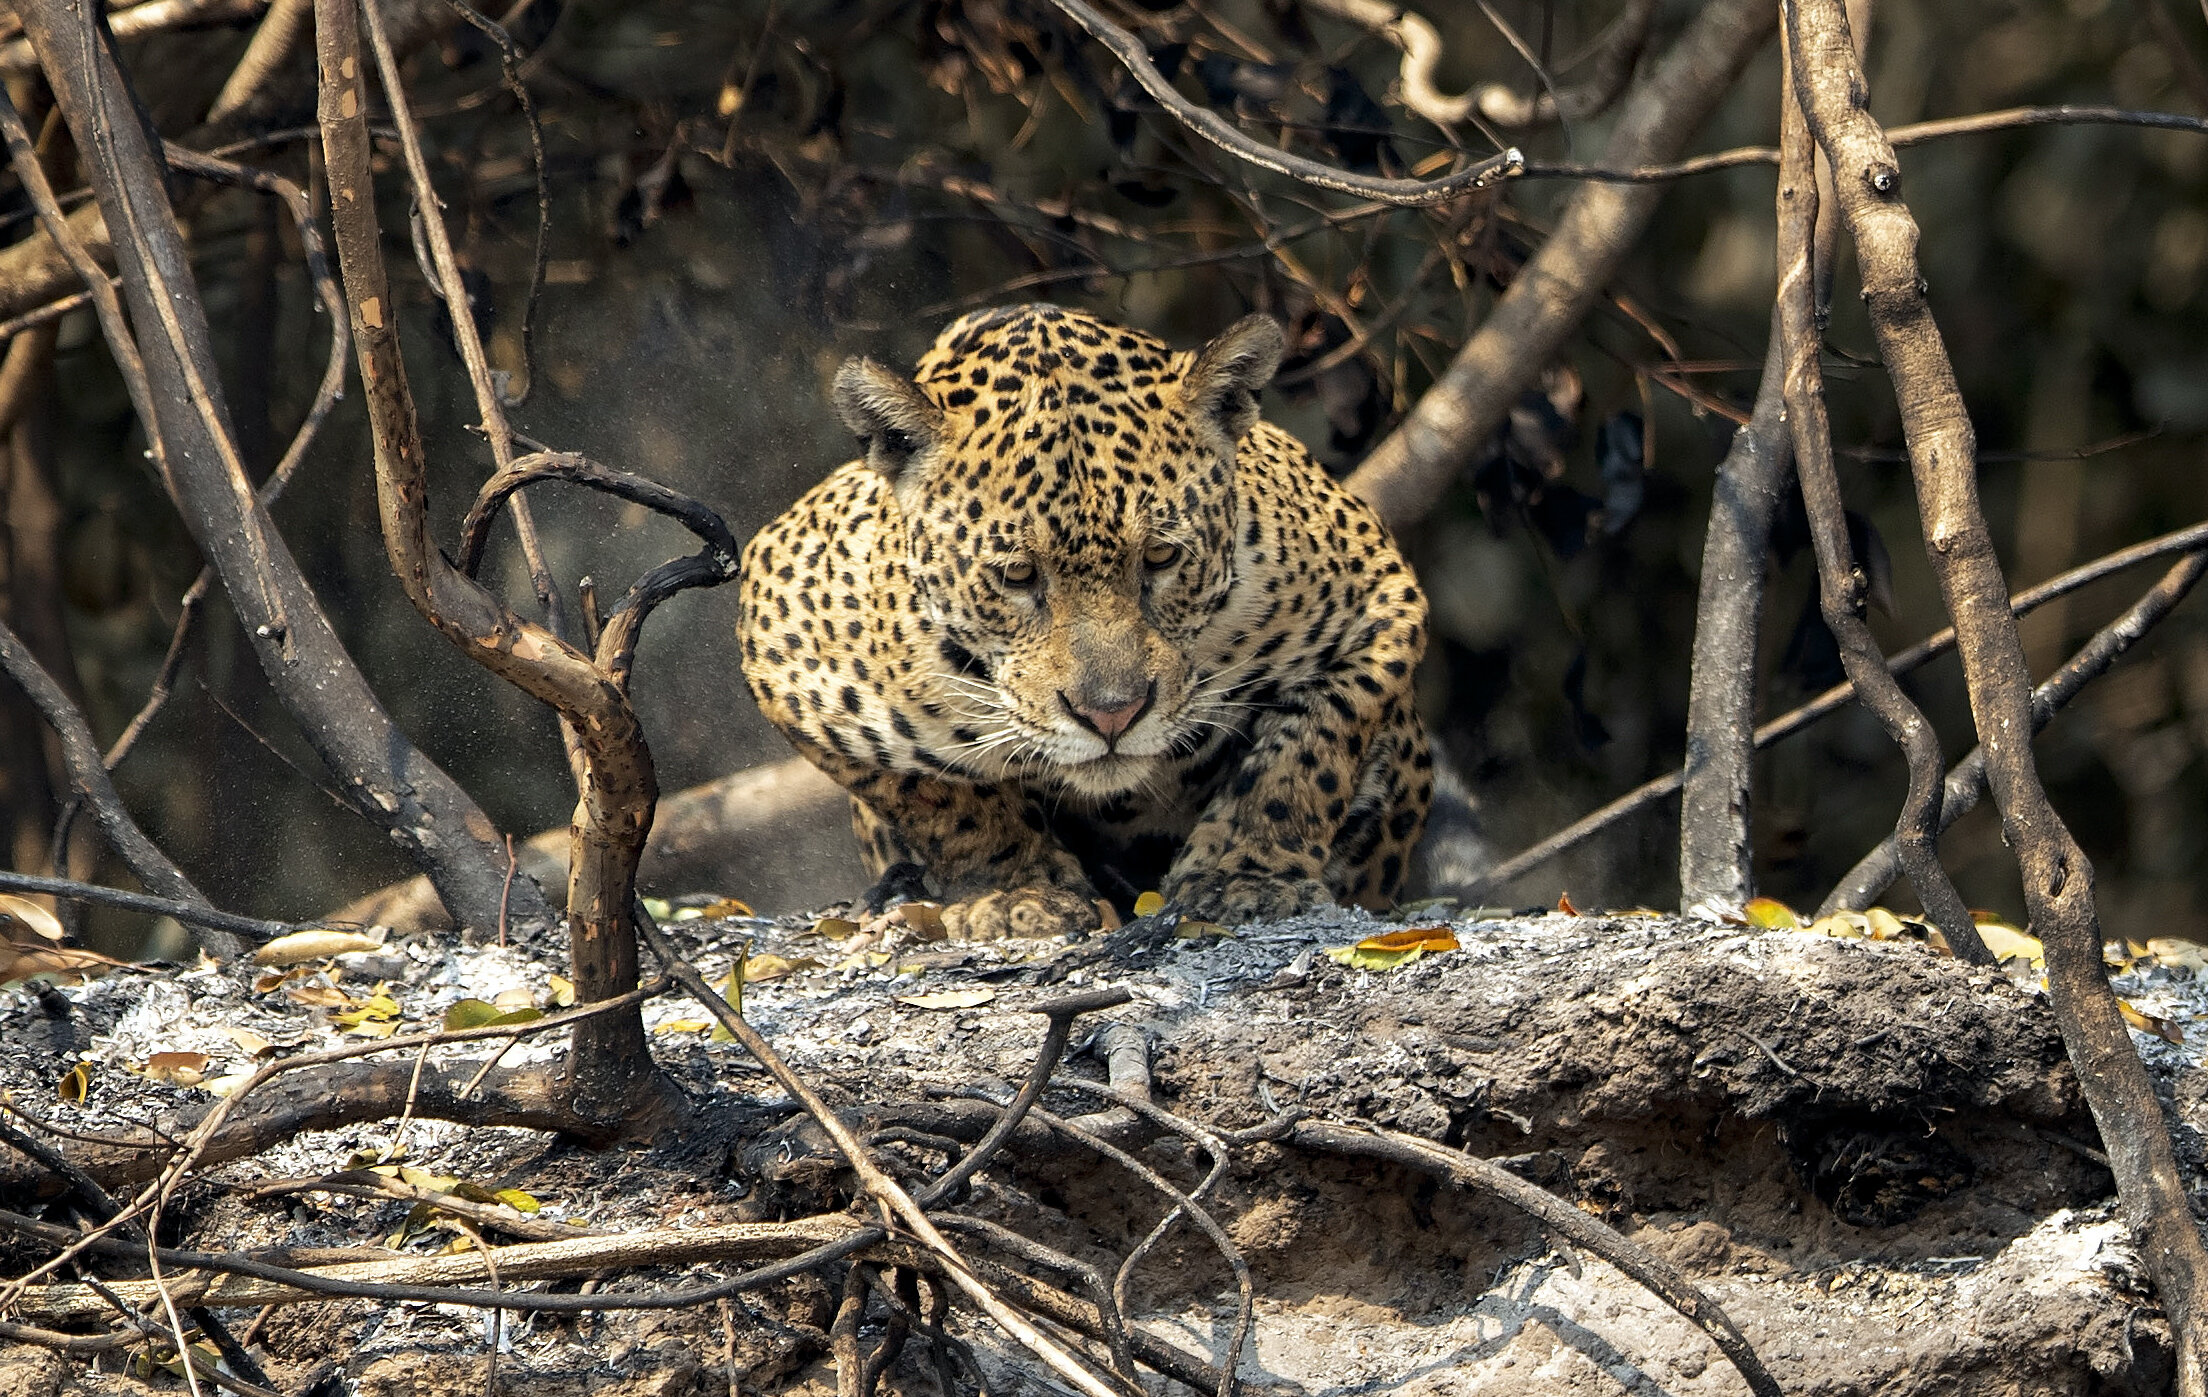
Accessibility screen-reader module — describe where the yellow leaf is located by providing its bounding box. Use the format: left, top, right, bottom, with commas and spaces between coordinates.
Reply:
1806, 913, 1868, 940
741, 953, 820, 983
217, 1026, 276, 1057
1743, 897, 1802, 929
495, 1188, 541, 1213
896, 988, 997, 1010
655, 1018, 712, 1035
0, 893, 63, 943
492, 987, 536, 1012
707, 943, 751, 1042
55, 1061, 90, 1103
1973, 922, 2044, 968
811, 917, 862, 940
1864, 908, 1910, 941
397, 1166, 460, 1193
547, 973, 576, 1007
642, 897, 673, 920
895, 903, 946, 941
1133, 891, 1166, 917
2120, 999, 2186, 1044
141, 1051, 209, 1085
2148, 938, 2208, 973
1324, 944, 1428, 971
718, 82, 744, 118
254, 929, 385, 966
1354, 926, 1460, 953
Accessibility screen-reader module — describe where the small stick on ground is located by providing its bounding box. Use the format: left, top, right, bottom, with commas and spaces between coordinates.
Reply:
1290, 1122, 1781, 1397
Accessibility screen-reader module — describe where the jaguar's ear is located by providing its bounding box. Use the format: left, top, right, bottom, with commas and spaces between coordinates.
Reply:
832, 357, 944, 481
1181, 314, 1286, 445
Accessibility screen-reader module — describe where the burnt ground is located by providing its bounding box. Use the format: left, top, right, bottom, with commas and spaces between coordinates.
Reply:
3, 903, 2205, 1397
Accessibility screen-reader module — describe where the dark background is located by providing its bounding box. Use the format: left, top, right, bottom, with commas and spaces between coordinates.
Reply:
13, 0, 2208, 950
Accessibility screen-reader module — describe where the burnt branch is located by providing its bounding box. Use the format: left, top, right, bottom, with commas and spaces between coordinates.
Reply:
1292, 1122, 1782, 1397
312, 0, 706, 1119
1773, 43, 1984, 963
1345, 0, 1777, 530
1476, 519, 2208, 894
1826, 543, 2208, 912
11, 0, 558, 943
0, 870, 289, 944
1045, 0, 1524, 206
1522, 102, 2208, 181
1785, 0, 2208, 1384
1677, 328, 1790, 914
0, 620, 231, 953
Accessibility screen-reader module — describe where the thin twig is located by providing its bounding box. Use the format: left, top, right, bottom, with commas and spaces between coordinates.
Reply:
1474, 518, 2208, 893
1045, 0, 1523, 206
1292, 1122, 1781, 1397
1825, 545, 2208, 912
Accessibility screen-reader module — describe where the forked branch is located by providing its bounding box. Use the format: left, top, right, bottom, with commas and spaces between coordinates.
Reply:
1784, 0, 2208, 1385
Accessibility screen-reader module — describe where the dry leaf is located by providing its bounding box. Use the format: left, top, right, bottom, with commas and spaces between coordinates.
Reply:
1172, 919, 1230, 940
492, 988, 537, 1012
254, 929, 384, 967
2120, 999, 2186, 1044
896, 988, 997, 1010
1324, 927, 1457, 971
547, 973, 576, 1007
141, 1051, 210, 1085
2148, 937, 2208, 973
894, 903, 947, 941
443, 998, 542, 1031
1556, 892, 1582, 916
697, 897, 756, 919
55, 1061, 90, 1103
1864, 908, 1912, 940
1355, 927, 1460, 953
0, 893, 64, 943
741, 953, 819, 982
1972, 922, 2043, 968
284, 983, 352, 1008
811, 917, 862, 940
0, 941, 120, 986
1133, 890, 1166, 917
216, 1026, 275, 1057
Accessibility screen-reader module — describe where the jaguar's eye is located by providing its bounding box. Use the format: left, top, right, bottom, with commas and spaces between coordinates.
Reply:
1142, 542, 1182, 570
997, 559, 1038, 588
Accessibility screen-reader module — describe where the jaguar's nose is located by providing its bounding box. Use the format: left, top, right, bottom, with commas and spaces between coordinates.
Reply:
1062, 682, 1156, 741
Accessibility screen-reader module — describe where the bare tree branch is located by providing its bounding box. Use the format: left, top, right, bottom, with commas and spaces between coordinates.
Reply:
1045, 0, 1524, 205
0, 621, 235, 954
1677, 329, 1789, 914
313, 0, 669, 1119
1774, 33, 1984, 962
1785, 0, 2208, 1384
1475, 519, 2208, 894
1825, 548, 2208, 912
1345, 0, 1777, 529
12, 0, 559, 939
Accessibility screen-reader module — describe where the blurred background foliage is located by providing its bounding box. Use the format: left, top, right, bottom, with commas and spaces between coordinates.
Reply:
8, 0, 2208, 951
